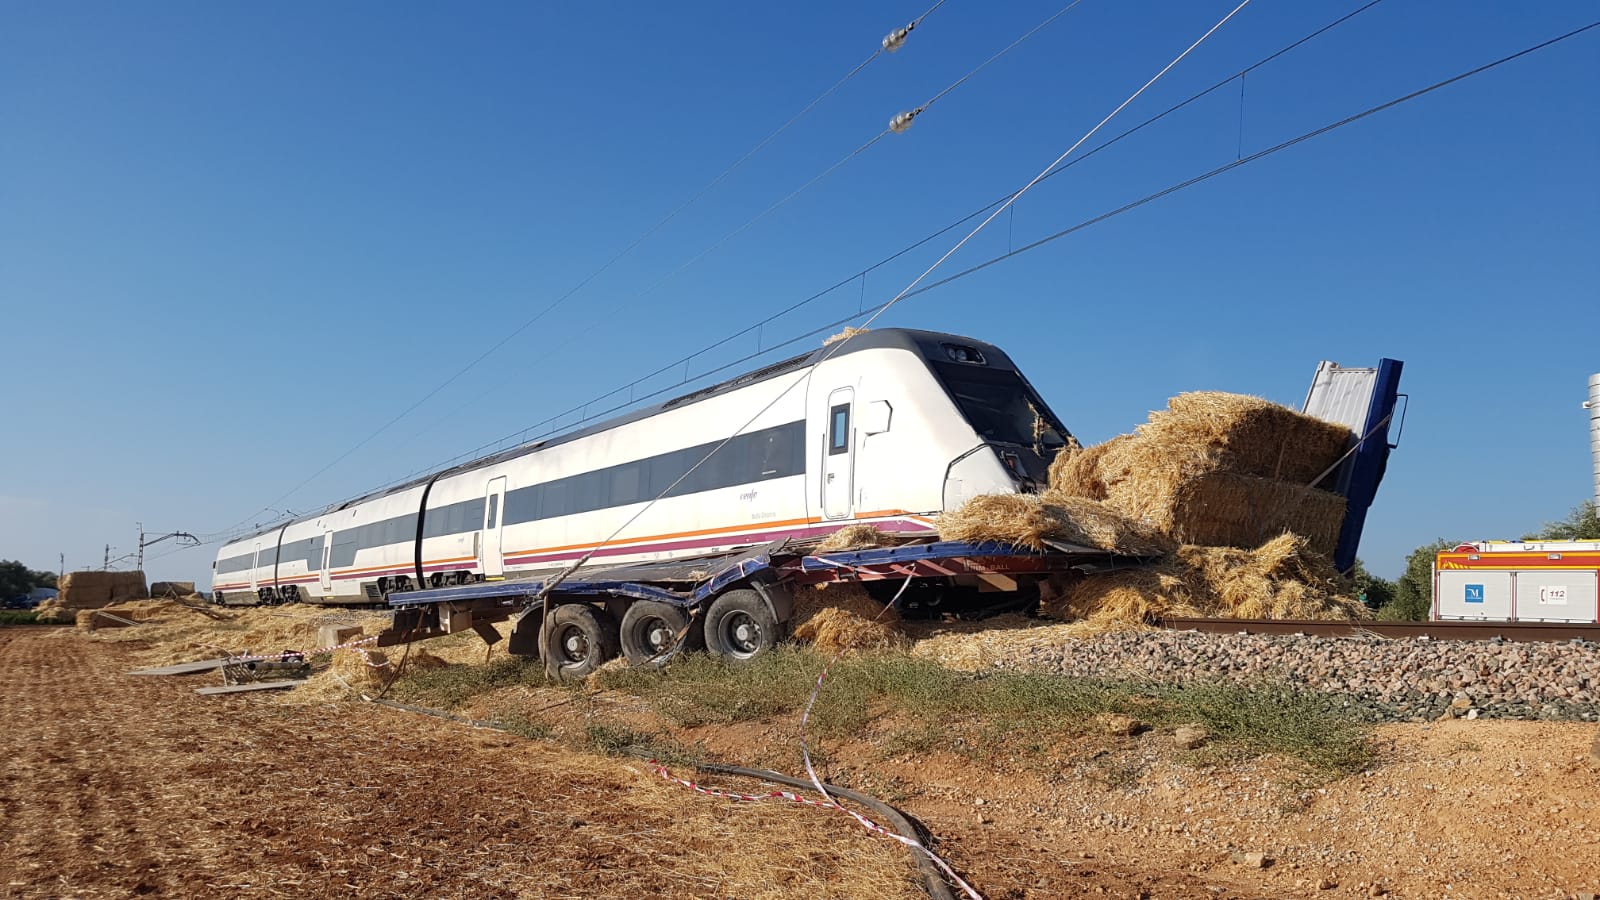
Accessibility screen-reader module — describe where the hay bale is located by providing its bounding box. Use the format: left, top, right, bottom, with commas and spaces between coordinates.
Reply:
55, 571, 113, 608
150, 581, 196, 598
1047, 436, 1131, 501
108, 571, 148, 602
938, 493, 1173, 556
1103, 469, 1346, 557
1125, 392, 1352, 484
815, 523, 897, 553
790, 584, 902, 653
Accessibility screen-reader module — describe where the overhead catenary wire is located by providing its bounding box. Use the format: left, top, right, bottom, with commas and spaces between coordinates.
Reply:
195, 10, 1594, 555
614, 0, 1094, 310
203, 1, 951, 542
514, 0, 1256, 618
357, 0, 1389, 498
210, 0, 1099, 542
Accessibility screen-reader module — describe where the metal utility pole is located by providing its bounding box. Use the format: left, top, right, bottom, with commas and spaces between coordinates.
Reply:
103, 545, 111, 571
1587, 373, 1600, 505
138, 524, 199, 570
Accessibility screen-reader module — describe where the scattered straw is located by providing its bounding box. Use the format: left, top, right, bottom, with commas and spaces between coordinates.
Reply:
790, 584, 903, 653
1046, 436, 1129, 501
821, 326, 870, 346
1042, 534, 1368, 628
815, 523, 897, 553
938, 493, 1173, 556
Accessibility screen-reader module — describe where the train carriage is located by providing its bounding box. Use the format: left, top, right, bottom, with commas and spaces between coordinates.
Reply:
213, 329, 1072, 606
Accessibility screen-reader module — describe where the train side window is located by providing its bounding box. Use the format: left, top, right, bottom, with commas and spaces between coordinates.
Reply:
828, 404, 850, 456
486, 495, 499, 529
503, 486, 538, 525
611, 463, 642, 507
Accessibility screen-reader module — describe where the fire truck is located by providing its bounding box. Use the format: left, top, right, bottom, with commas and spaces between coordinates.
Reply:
1434, 541, 1600, 624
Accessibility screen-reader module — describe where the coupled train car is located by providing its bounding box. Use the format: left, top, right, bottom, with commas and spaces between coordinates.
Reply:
213, 329, 1073, 608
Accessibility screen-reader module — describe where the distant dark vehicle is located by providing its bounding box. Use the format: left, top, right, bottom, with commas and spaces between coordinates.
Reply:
3, 596, 37, 610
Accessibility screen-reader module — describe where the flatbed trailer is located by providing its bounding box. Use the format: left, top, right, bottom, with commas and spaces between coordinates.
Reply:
379, 537, 1139, 677
376, 356, 1407, 678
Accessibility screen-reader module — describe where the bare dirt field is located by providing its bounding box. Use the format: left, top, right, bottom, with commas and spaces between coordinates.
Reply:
0, 629, 923, 899
4, 624, 1599, 899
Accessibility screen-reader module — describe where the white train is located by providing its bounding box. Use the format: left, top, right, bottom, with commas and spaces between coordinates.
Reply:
212, 329, 1072, 607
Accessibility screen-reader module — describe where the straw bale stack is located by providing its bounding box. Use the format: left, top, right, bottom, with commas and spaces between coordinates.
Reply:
938, 493, 1173, 557
790, 583, 903, 653
1127, 392, 1353, 484
1048, 393, 1353, 558
1102, 469, 1346, 558
149, 581, 196, 598
52, 570, 148, 609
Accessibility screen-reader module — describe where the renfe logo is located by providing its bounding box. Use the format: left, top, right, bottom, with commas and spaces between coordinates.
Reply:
1464, 584, 1485, 604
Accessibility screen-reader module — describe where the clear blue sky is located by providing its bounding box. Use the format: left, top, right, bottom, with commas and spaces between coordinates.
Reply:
2, 1, 1596, 585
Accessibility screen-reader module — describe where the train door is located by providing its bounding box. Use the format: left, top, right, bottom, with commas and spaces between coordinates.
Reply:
822, 388, 854, 519
249, 543, 262, 592
481, 476, 507, 578
319, 529, 334, 595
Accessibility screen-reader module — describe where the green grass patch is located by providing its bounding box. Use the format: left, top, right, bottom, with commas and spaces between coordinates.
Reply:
584, 723, 700, 767
0, 610, 61, 626
596, 646, 1374, 775
491, 709, 554, 741
389, 656, 549, 708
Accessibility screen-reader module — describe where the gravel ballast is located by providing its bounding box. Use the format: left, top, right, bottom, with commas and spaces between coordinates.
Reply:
979, 629, 1600, 722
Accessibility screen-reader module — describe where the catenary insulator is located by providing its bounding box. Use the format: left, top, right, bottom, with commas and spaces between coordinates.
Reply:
889, 109, 919, 134
882, 23, 913, 52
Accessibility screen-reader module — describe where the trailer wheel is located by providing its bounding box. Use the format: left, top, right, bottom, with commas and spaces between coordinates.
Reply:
619, 601, 700, 667
542, 604, 620, 679
703, 589, 778, 662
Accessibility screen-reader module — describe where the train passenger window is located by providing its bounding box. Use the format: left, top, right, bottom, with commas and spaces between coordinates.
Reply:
828, 404, 850, 456
543, 480, 571, 519
503, 486, 538, 526
611, 464, 642, 507
572, 471, 604, 514
486, 495, 498, 529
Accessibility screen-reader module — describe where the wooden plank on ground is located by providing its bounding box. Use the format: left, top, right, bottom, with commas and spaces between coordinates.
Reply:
195, 679, 308, 696
129, 659, 232, 676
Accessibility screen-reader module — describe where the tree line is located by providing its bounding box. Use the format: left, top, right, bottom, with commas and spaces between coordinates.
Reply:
1, 560, 58, 601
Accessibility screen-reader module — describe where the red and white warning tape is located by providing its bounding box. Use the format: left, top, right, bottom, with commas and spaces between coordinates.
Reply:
655, 574, 981, 900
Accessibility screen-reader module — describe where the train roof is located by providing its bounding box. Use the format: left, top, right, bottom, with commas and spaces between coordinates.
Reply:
226, 328, 1015, 544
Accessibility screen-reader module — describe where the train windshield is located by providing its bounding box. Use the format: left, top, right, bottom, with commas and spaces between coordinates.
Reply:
934, 362, 1069, 450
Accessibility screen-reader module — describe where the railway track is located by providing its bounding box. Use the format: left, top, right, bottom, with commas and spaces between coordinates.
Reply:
1158, 617, 1600, 644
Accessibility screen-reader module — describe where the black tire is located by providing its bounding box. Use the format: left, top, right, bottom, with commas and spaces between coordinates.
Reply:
542, 603, 620, 679
702, 589, 779, 662
619, 601, 700, 667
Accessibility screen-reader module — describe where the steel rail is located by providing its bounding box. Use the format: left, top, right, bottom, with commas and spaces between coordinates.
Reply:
1158, 617, 1600, 644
